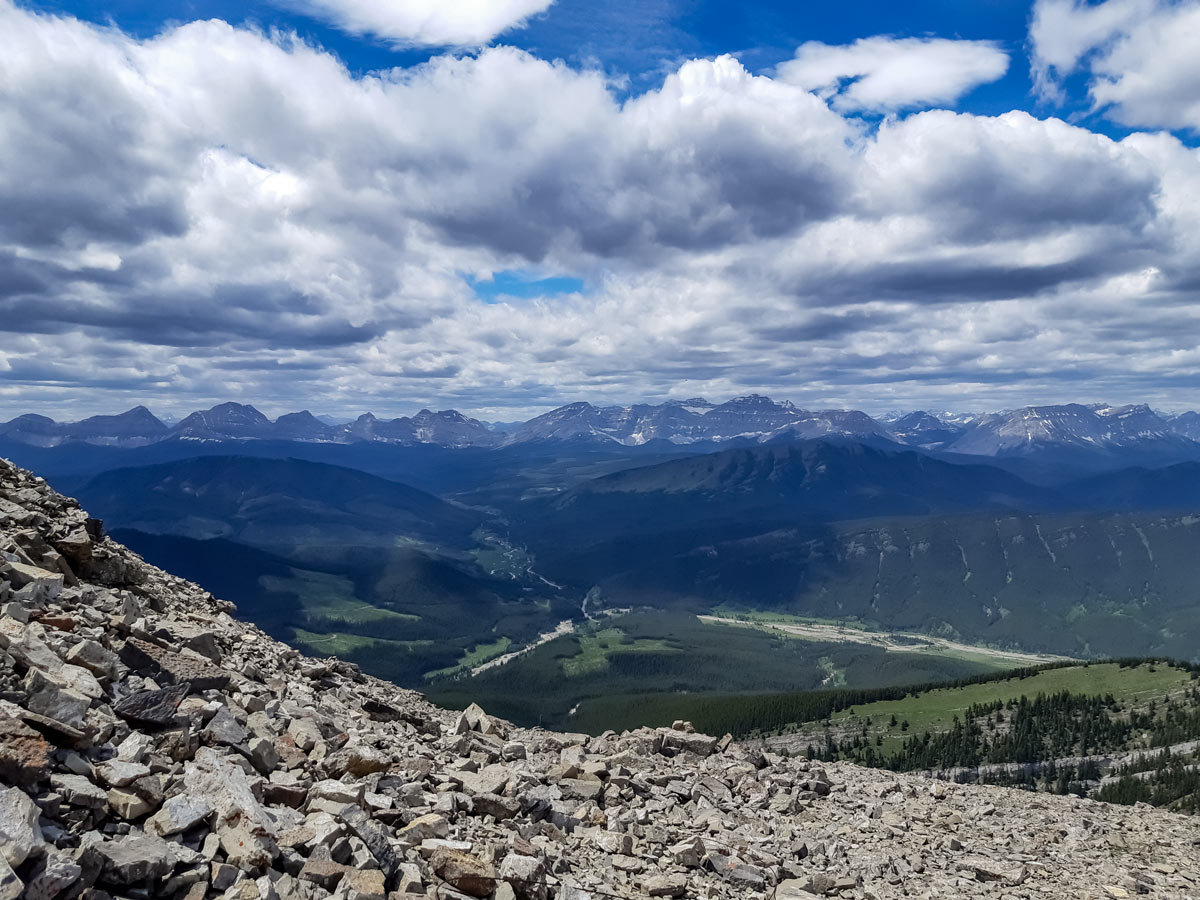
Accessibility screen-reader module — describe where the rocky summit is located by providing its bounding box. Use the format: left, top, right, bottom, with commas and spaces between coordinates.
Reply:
1, 457, 1199, 900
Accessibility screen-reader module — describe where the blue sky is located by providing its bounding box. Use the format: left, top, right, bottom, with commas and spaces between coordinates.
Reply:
4, 0, 1200, 419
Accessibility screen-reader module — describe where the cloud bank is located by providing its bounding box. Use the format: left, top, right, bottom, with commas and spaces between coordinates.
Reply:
1, 1, 1199, 420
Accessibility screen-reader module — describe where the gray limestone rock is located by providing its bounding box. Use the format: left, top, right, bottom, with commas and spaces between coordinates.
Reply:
88, 833, 177, 885
0, 855, 21, 900
0, 785, 43, 866
96, 758, 151, 788
147, 793, 215, 836
24, 849, 82, 900
24, 668, 90, 728
50, 773, 106, 809
499, 853, 547, 900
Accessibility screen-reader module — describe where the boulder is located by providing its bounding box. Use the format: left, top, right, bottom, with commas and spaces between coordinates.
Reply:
184, 747, 278, 870
0, 856, 20, 900
338, 802, 403, 884
308, 779, 364, 806
458, 764, 511, 797
0, 785, 43, 866
107, 787, 154, 820
0, 714, 51, 785
65, 638, 119, 679
776, 881, 823, 900
43, 662, 102, 700
399, 812, 450, 843
1, 561, 62, 598
24, 849, 82, 899
50, 773, 106, 809
0, 619, 60, 671
322, 743, 391, 778
89, 833, 176, 885
299, 857, 349, 890
96, 759, 151, 788
202, 704, 248, 747
499, 853, 547, 900
341, 867, 387, 899
24, 667, 90, 728
113, 683, 189, 725
147, 793, 215, 836
287, 716, 322, 752
119, 637, 230, 691
669, 836, 705, 868
431, 848, 497, 898
471, 792, 519, 820
645, 874, 687, 898
53, 528, 93, 565
660, 729, 719, 757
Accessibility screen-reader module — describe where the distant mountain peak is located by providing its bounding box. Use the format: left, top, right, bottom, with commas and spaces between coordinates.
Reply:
6, 397, 1200, 458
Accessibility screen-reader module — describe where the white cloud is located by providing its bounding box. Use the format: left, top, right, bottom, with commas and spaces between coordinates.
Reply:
286, 0, 555, 47
777, 36, 1009, 113
1030, 0, 1200, 132
1, 2, 1199, 418
1028, 0, 1152, 95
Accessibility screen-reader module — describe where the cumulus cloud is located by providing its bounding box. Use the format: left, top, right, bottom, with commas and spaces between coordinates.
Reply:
777, 36, 1009, 113
1030, 0, 1200, 132
0, 1, 1198, 419
284, 0, 555, 47
861, 111, 1161, 242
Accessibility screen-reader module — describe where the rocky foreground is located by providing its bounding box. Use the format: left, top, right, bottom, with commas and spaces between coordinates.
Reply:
1, 458, 1199, 900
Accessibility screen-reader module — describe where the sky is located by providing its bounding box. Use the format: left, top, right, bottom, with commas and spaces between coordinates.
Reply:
3, 0, 1200, 421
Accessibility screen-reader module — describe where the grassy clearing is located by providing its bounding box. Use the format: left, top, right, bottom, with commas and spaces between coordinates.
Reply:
261, 568, 420, 625
290, 627, 433, 656
423, 636, 515, 680
561, 626, 678, 677
470, 539, 536, 579
460, 636, 513, 668
709, 605, 879, 630
471, 548, 512, 575
829, 662, 1192, 752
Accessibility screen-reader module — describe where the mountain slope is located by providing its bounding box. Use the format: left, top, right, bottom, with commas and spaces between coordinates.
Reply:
347, 409, 499, 447
75, 455, 482, 552
533, 441, 1052, 539
170, 402, 274, 439
530, 509, 1200, 659
62, 406, 168, 445
949, 403, 1194, 458
1066, 461, 1200, 511
0, 408, 168, 447
887, 410, 968, 448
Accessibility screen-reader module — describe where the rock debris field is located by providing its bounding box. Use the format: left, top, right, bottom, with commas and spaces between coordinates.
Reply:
0, 456, 1199, 900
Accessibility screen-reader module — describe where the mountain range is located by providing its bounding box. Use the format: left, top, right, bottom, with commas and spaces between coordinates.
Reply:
77, 455, 482, 552
17, 407, 1200, 681
7, 397, 1200, 462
